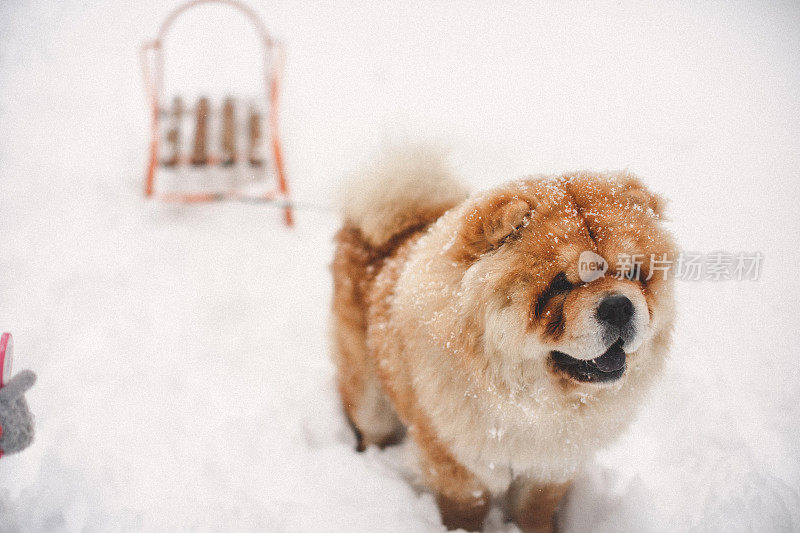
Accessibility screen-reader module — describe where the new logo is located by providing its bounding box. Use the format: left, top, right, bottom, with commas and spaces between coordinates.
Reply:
578, 251, 608, 283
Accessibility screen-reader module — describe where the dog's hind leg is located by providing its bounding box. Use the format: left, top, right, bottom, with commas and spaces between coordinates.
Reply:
331, 227, 403, 451
347, 368, 404, 450
332, 313, 403, 451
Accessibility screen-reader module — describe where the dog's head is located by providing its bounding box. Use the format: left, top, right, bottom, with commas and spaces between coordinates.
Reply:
444, 172, 678, 390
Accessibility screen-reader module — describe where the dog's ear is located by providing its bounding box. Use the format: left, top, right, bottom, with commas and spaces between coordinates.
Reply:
621, 176, 666, 218
452, 194, 531, 261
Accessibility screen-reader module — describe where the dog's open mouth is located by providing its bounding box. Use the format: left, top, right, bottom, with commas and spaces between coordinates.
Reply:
550, 339, 626, 383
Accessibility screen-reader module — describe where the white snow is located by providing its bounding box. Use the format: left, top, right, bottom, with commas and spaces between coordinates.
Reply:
1, 0, 799, 531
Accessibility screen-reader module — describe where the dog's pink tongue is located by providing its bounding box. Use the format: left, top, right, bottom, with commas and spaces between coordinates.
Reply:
593, 341, 626, 372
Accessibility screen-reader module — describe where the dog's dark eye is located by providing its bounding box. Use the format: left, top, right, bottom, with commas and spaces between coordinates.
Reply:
550, 272, 573, 293
533, 272, 573, 318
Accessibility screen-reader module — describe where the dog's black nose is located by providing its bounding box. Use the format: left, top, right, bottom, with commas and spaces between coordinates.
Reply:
597, 295, 634, 327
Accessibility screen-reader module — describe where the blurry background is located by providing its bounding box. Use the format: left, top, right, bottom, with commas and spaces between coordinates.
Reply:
1, 0, 799, 530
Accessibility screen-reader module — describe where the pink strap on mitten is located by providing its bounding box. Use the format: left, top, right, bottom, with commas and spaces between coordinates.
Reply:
0, 333, 12, 387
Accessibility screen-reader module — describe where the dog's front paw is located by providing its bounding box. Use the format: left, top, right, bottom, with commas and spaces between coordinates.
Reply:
436, 491, 490, 532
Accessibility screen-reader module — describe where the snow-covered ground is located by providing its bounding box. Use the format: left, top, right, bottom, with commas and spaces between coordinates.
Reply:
1, 1, 799, 530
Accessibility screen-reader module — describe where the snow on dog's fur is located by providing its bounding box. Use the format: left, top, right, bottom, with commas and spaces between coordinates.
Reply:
330, 145, 678, 532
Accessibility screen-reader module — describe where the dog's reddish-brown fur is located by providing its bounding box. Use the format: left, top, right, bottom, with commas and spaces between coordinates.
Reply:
330, 147, 678, 531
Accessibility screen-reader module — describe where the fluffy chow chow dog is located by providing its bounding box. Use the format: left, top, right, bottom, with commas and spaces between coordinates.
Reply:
330, 146, 677, 532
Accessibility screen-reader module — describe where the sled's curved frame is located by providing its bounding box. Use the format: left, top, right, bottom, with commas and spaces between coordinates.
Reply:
140, 0, 293, 226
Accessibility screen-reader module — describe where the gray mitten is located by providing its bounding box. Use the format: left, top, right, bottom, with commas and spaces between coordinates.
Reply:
0, 370, 36, 456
